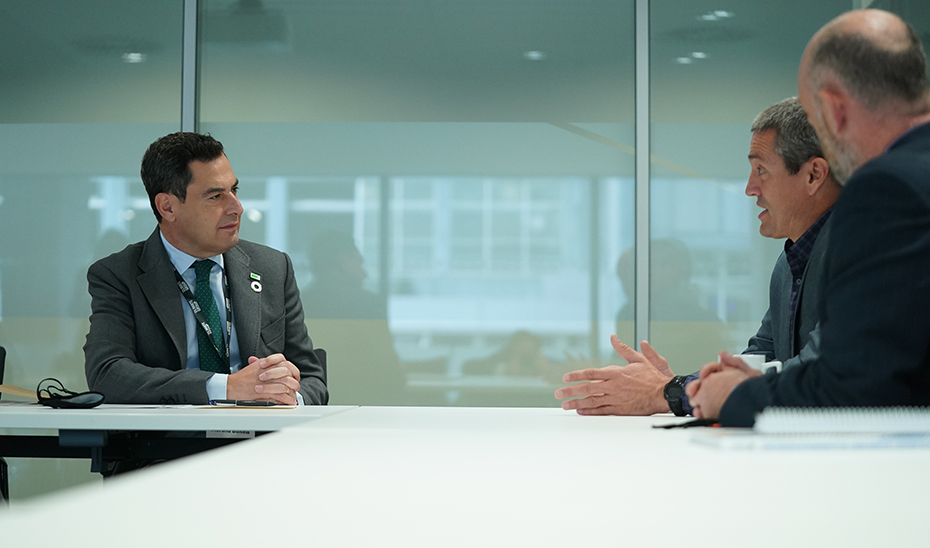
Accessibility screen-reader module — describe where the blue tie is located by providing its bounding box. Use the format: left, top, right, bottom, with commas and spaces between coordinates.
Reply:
193, 260, 228, 374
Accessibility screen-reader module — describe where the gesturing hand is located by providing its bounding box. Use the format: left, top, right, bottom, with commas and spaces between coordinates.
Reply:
555, 335, 673, 415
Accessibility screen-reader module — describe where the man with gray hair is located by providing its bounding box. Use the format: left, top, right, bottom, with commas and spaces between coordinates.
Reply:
556, 97, 840, 416
689, 9, 930, 424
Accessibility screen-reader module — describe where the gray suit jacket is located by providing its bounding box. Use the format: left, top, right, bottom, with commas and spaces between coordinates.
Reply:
84, 229, 328, 405
744, 218, 831, 370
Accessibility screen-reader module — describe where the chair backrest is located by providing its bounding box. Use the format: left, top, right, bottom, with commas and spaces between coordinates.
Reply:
313, 347, 327, 386
0, 346, 6, 401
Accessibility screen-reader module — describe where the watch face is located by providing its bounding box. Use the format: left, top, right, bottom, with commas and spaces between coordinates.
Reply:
666, 384, 682, 400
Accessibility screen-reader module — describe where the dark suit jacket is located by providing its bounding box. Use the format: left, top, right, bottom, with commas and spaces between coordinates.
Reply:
743, 217, 830, 369
721, 123, 930, 426
84, 229, 328, 405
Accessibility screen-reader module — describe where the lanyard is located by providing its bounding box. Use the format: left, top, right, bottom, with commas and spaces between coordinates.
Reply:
173, 264, 232, 370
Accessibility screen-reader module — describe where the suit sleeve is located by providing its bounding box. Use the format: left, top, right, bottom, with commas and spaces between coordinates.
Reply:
780, 322, 821, 371
743, 306, 776, 361
720, 170, 930, 426
742, 254, 784, 361
84, 259, 213, 404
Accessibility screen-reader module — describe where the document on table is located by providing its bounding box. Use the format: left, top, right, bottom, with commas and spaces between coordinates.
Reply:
96, 404, 298, 410
691, 407, 930, 450
96, 404, 206, 409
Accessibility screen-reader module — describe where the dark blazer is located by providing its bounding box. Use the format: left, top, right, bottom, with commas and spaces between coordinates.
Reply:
721, 123, 930, 426
744, 217, 830, 369
84, 229, 328, 405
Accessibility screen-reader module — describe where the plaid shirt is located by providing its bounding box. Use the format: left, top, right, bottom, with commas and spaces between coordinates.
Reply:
784, 208, 832, 355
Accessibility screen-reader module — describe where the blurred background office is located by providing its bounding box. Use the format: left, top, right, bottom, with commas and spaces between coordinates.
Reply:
1, 0, 928, 500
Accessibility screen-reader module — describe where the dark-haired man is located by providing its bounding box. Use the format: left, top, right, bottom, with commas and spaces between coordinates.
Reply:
84, 132, 327, 405
556, 98, 840, 416
690, 9, 930, 424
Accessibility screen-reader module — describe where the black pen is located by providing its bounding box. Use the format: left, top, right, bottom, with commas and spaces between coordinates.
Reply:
209, 399, 280, 406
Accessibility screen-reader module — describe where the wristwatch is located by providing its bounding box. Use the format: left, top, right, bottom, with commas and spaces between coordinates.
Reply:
664, 375, 689, 416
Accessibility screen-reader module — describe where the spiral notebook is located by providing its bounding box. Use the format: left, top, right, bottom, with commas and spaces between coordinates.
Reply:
691, 407, 930, 450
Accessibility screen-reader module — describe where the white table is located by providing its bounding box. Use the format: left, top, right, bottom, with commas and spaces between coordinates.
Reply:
1, 406, 927, 547
0, 403, 357, 493
0, 402, 355, 432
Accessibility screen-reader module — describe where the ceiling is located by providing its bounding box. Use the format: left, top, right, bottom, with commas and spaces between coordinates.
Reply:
8, 0, 924, 125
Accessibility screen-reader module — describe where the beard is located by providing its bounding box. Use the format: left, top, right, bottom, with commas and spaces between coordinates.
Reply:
821, 134, 858, 185
815, 107, 859, 185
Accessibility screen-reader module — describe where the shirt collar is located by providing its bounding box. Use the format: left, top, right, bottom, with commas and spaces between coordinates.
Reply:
159, 230, 225, 274
784, 208, 832, 279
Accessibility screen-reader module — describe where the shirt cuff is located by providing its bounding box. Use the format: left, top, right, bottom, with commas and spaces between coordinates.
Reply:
207, 373, 304, 405
206, 373, 227, 401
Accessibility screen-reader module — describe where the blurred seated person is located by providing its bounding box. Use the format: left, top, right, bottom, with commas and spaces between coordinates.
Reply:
303, 231, 441, 405
611, 237, 728, 378
302, 231, 403, 404
462, 330, 561, 382
614, 238, 720, 324
302, 231, 385, 321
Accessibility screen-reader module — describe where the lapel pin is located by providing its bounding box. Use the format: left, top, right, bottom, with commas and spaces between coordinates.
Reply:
251, 280, 262, 293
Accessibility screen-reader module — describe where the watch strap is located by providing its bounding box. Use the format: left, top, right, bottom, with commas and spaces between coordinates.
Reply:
664, 375, 689, 417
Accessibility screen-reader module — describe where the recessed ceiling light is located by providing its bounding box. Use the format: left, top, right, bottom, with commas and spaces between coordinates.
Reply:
677, 57, 693, 64
73, 36, 162, 58
691, 52, 707, 59
121, 52, 146, 63
523, 50, 546, 61
698, 10, 734, 22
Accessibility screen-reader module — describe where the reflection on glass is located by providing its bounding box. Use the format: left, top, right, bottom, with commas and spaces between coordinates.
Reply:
201, 0, 637, 406
647, 1, 852, 374
302, 231, 414, 406
618, 238, 720, 323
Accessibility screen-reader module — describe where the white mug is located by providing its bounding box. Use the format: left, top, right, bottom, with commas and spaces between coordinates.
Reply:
735, 354, 782, 373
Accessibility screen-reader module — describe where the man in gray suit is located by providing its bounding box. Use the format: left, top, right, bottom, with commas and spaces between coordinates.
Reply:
84, 132, 327, 405
555, 98, 840, 416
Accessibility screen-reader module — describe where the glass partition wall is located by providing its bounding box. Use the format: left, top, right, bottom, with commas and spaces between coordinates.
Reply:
0, 0, 185, 500
646, 0, 854, 373
4, 0, 928, 500
198, 0, 637, 406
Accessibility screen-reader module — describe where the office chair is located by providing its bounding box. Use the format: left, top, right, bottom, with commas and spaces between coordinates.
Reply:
1, 345, 8, 504
313, 347, 328, 404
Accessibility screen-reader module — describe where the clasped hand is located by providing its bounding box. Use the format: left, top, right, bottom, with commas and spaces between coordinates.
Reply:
686, 352, 761, 419
227, 353, 301, 404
